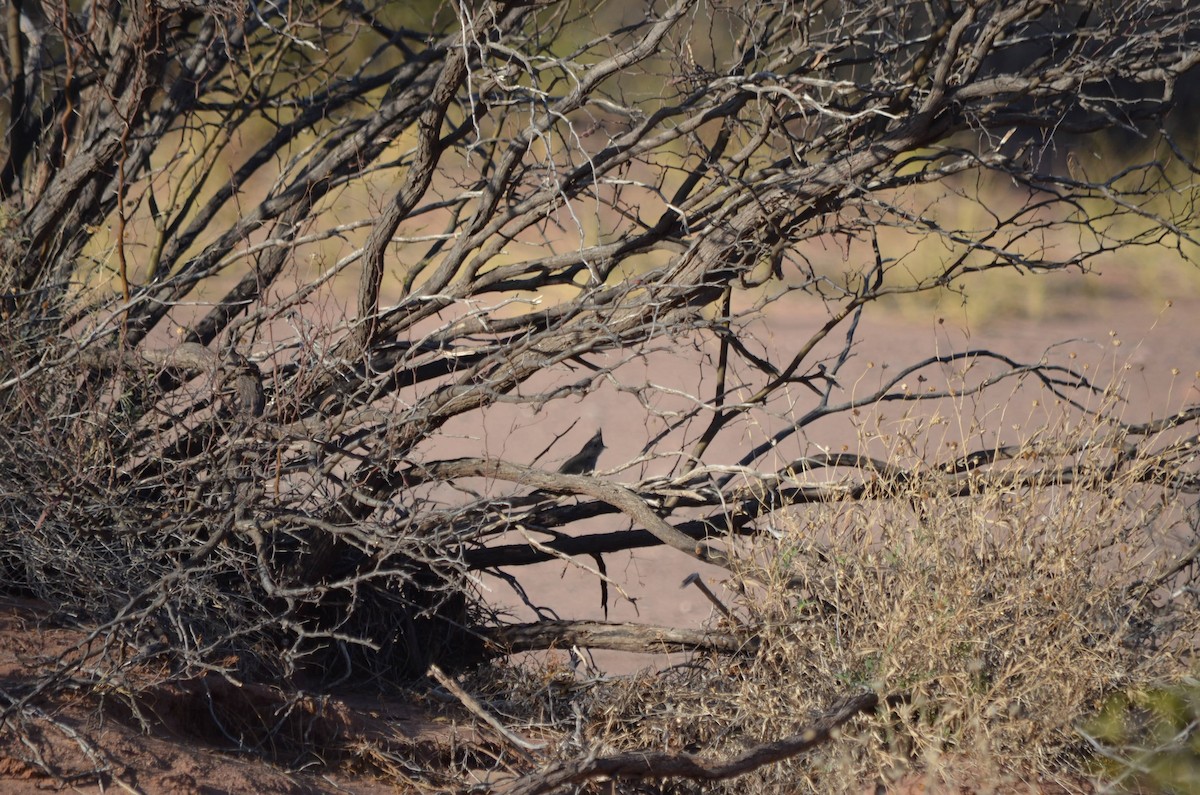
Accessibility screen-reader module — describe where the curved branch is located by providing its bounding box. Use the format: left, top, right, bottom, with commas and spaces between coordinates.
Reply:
418, 458, 731, 568
509, 691, 900, 795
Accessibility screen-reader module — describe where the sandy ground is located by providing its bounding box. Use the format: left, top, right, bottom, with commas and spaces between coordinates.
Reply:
485, 291, 1200, 675
2, 289, 1197, 793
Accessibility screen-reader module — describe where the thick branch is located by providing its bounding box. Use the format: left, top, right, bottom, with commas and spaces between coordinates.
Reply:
419, 458, 732, 568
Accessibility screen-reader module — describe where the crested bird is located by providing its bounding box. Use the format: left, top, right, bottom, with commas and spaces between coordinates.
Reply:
557, 430, 605, 475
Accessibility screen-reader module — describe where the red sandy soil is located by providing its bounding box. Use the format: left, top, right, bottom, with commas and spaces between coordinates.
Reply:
2, 290, 1195, 793
0, 597, 488, 794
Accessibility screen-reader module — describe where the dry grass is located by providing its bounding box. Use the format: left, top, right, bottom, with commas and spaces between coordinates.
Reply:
488, 383, 1200, 794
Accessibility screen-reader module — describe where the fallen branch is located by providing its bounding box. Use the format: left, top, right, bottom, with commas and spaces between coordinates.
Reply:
427, 663, 544, 759
479, 619, 755, 656
416, 458, 732, 567
508, 691, 899, 794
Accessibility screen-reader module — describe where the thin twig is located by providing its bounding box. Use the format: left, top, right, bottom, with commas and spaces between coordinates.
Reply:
427, 663, 545, 760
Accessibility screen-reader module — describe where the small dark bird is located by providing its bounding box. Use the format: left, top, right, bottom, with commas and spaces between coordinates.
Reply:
557, 430, 606, 475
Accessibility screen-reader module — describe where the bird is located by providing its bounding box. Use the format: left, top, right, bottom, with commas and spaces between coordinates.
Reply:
557, 430, 606, 475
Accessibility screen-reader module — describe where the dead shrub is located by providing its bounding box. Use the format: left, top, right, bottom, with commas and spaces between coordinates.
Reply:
493, 394, 1199, 793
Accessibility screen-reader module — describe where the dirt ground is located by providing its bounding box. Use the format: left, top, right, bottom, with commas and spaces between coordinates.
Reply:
3, 287, 1196, 793
487, 288, 1200, 675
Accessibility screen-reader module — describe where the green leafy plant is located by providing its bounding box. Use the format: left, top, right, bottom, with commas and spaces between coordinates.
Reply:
1084, 680, 1200, 794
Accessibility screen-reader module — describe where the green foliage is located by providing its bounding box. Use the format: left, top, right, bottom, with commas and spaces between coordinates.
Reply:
1084, 680, 1200, 794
